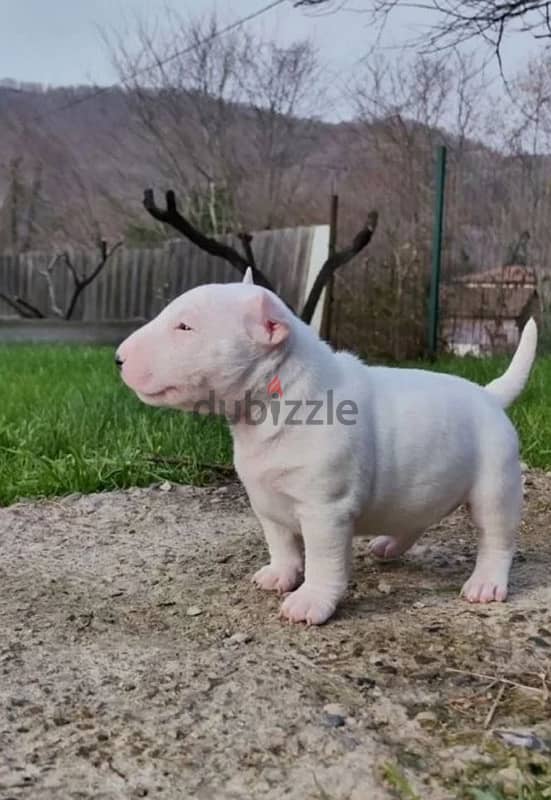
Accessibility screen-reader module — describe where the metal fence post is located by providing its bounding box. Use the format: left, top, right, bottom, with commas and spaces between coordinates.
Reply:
428, 145, 447, 359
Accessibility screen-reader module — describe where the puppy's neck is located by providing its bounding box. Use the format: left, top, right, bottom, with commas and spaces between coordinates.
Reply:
229, 318, 339, 438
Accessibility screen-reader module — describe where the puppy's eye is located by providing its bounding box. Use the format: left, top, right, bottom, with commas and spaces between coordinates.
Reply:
177, 323, 193, 331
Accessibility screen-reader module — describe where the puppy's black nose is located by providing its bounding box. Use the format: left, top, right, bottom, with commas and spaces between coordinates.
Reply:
115, 353, 124, 369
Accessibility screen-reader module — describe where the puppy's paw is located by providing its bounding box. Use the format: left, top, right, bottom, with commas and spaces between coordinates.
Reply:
252, 563, 303, 594
279, 584, 338, 625
461, 573, 508, 604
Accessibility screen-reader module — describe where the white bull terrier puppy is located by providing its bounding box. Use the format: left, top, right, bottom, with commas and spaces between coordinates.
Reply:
117, 269, 537, 625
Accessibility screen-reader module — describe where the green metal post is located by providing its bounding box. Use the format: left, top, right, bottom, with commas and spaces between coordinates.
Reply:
428, 145, 447, 359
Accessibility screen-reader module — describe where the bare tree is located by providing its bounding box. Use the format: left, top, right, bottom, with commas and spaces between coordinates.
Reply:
295, 1, 551, 62
350, 51, 486, 249
0, 240, 123, 320
0, 155, 46, 252
496, 54, 551, 310
0, 105, 117, 250
110, 12, 248, 234
238, 39, 325, 228
109, 11, 325, 232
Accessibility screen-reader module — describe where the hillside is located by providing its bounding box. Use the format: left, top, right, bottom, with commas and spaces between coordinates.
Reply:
1, 80, 549, 286
1, 83, 368, 246
0, 85, 161, 247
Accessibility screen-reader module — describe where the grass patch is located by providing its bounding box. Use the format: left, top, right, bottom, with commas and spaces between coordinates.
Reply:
0, 344, 232, 506
0, 344, 549, 505
409, 354, 551, 470
451, 739, 551, 799
469, 790, 549, 800
382, 763, 421, 799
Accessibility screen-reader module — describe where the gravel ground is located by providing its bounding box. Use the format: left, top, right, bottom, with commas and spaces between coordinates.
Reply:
1, 473, 551, 799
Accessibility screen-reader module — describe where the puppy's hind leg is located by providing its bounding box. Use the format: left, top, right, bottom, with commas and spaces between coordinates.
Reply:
461, 461, 521, 604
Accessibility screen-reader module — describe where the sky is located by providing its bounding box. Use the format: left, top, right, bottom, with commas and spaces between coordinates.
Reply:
0, 0, 546, 118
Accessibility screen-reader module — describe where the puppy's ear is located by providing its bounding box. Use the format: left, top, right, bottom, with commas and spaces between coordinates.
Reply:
244, 290, 290, 346
242, 267, 254, 285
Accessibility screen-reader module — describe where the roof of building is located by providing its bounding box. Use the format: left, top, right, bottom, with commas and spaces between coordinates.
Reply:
441, 284, 536, 320
453, 265, 537, 286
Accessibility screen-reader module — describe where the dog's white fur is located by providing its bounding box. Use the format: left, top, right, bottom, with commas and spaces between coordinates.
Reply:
117, 271, 537, 624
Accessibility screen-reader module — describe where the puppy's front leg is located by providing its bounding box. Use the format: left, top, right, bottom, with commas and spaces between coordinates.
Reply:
252, 519, 304, 595
280, 514, 353, 625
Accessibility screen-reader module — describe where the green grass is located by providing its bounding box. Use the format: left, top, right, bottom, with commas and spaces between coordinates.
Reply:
469, 790, 549, 800
0, 345, 232, 506
383, 759, 551, 800
0, 344, 550, 506
382, 763, 421, 799
420, 354, 551, 470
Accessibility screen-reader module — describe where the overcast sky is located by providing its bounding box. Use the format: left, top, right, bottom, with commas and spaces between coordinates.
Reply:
0, 0, 545, 116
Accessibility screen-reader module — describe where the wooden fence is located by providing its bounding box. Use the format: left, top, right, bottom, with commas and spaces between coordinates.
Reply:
0, 226, 329, 329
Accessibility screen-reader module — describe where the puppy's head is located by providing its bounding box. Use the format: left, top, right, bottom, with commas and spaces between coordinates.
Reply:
116, 270, 291, 412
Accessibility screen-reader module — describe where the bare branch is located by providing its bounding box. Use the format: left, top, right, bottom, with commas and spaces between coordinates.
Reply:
64, 240, 123, 320
38, 254, 64, 318
237, 232, 257, 269
295, 1, 551, 63
300, 211, 379, 323
0, 292, 44, 318
0, 243, 122, 321
13, 297, 45, 318
144, 189, 378, 325
62, 252, 81, 285
143, 189, 276, 292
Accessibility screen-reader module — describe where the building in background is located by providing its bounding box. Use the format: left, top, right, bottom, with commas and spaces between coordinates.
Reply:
442, 265, 539, 355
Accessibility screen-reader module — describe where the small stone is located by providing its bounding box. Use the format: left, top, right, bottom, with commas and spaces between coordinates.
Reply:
413, 602, 426, 609
323, 703, 348, 717
227, 632, 251, 645
356, 676, 376, 689
324, 713, 346, 728
377, 580, 393, 595
415, 711, 438, 725
494, 730, 550, 752
520, 461, 529, 472
528, 635, 551, 649
495, 765, 525, 795
10, 696, 29, 707
97, 731, 109, 741
186, 606, 203, 617
159, 481, 172, 493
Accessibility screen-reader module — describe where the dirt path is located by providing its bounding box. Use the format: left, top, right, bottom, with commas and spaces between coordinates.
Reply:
1, 473, 551, 800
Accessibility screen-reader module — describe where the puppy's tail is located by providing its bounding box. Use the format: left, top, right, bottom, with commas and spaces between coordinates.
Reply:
485, 317, 538, 408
